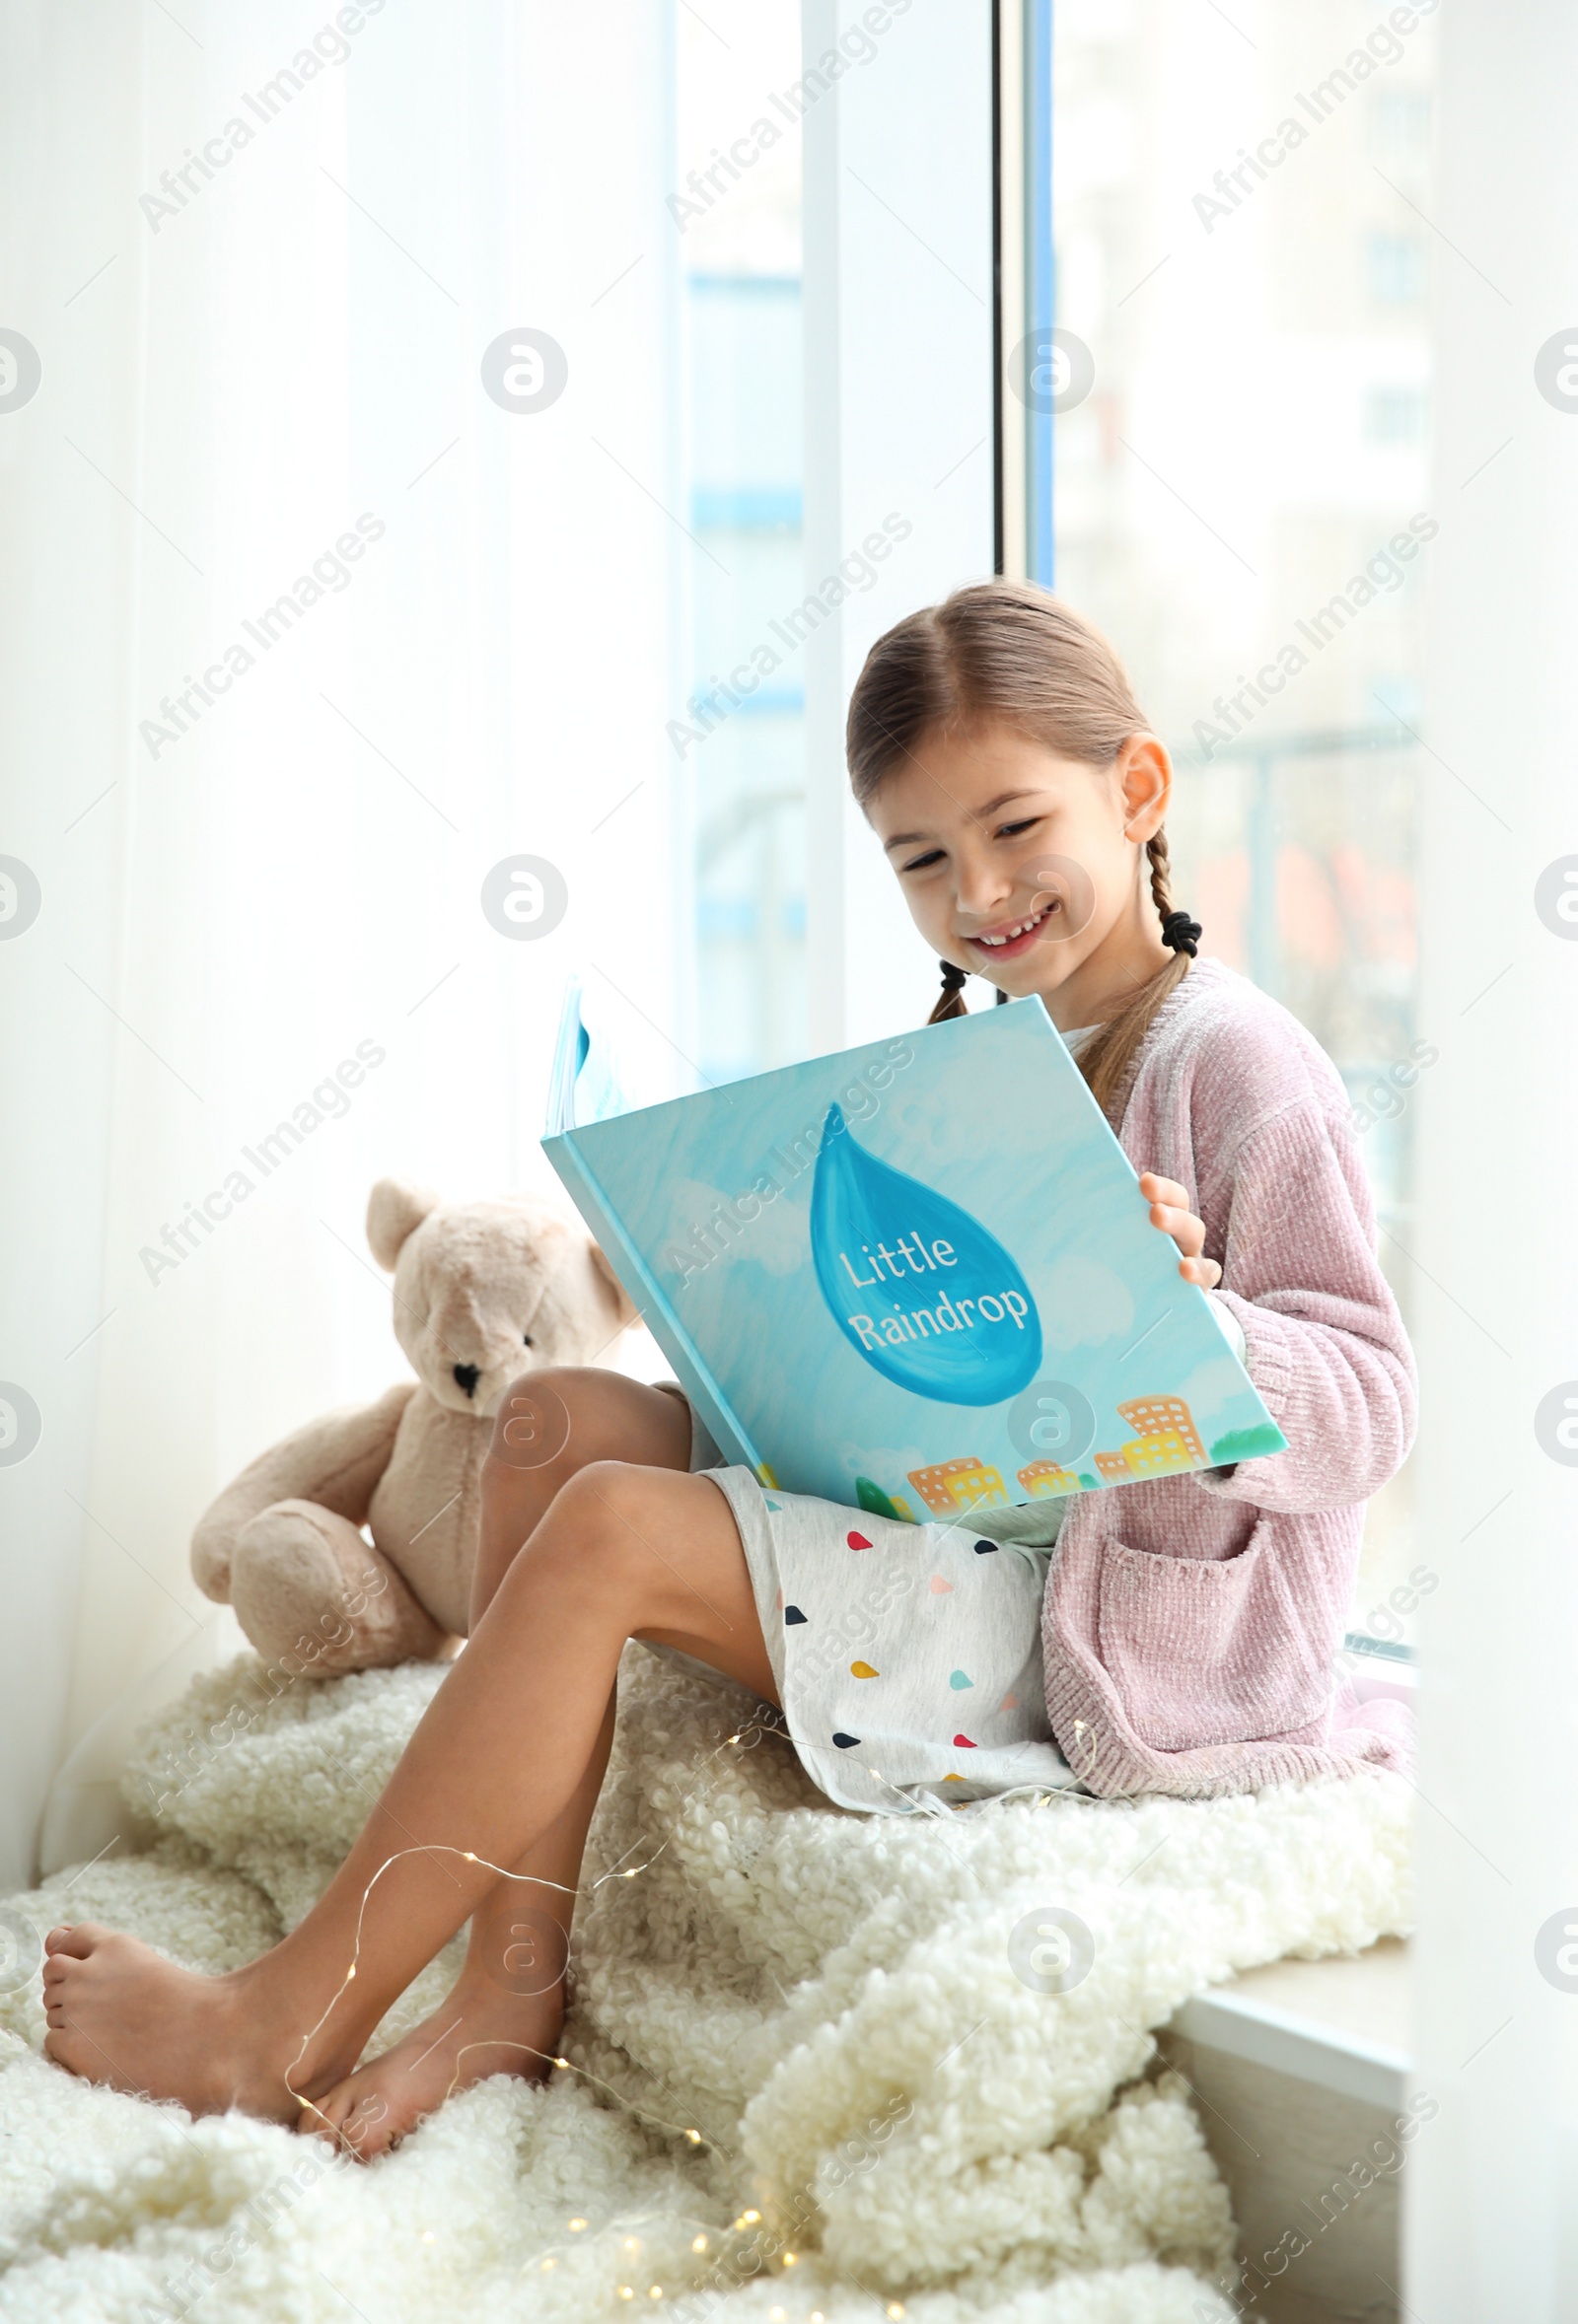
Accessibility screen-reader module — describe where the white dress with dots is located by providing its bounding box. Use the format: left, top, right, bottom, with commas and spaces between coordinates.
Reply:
684, 1410, 1081, 1817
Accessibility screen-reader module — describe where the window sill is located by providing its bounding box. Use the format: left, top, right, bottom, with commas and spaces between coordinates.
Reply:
1170, 1937, 1412, 2112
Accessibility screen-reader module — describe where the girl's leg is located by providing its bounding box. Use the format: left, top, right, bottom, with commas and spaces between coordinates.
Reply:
41, 1460, 774, 2127
470, 1368, 692, 1631
313, 1689, 618, 2156
311, 1372, 694, 2154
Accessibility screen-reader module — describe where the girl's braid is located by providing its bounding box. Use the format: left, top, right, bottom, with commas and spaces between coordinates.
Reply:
1146, 830, 1173, 926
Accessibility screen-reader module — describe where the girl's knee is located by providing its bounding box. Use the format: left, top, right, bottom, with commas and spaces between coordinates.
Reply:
527, 1461, 676, 1590
487, 1366, 596, 1468
488, 1369, 688, 1477
477, 1462, 666, 1638
544, 1457, 650, 1538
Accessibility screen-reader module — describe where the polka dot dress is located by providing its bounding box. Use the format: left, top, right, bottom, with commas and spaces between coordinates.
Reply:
697, 1454, 1079, 1816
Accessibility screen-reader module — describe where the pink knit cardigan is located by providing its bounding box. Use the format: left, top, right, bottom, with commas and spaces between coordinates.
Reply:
1041, 956, 1417, 1797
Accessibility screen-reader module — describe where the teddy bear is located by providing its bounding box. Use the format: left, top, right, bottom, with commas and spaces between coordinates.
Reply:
189, 1176, 637, 1675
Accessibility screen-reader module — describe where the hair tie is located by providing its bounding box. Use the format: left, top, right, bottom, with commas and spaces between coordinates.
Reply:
1159, 908, 1201, 958
938, 960, 967, 993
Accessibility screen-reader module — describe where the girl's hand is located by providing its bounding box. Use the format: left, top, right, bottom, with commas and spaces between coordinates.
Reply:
1137, 1172, 1222, 1291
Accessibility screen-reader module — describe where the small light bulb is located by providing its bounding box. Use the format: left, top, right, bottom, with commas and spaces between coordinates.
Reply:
743, 2210, 760, 2224
812, 2310, 825, 2322
649, 2288, 663, 2299
421, 2231, 435, 2244
781, 2250, 797, 2267
345, 1965, 356, 1980
568, 2218, 588, 2232
685, 2128, 702, 2144
623, 2237, 641, 2253
888, 2307, 906, 2320
618, 2289, 634, 2302
691, 2234, 708, 2252
554, 2056, 570, 2069
770, 2310, 786, 2322
540, 2257, 556, 2271
623, 1867, 637, 1877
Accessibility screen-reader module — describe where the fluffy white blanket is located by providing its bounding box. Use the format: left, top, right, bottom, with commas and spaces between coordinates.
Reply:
0, 1646, 1411, 2322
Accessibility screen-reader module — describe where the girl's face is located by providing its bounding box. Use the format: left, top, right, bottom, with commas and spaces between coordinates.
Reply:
864, 720, 1174, 1021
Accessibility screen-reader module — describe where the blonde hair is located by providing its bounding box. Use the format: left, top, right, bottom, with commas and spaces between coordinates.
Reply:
845, 578, 1192, 1119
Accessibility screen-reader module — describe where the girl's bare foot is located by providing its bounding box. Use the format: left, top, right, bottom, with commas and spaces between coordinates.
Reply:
306, 1963, 567, 2158
40, 1924, 345, 2123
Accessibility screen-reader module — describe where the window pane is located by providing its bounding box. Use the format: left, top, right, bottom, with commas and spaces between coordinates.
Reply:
1049, 1, 1440, 1637
675, 3, 806, 1085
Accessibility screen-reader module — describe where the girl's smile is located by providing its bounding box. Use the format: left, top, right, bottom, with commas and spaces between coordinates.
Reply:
965, 900, 1060, 957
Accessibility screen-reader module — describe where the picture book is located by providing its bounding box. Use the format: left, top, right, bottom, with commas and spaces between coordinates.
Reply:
541, 993, 1285, 1521
544, 971, 630, 1139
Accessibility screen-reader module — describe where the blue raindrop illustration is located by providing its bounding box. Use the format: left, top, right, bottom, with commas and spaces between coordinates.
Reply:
810, 1104, 1042, 1405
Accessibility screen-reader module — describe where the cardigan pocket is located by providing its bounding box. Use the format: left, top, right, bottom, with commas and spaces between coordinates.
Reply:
1096, 1520, 1331, 1751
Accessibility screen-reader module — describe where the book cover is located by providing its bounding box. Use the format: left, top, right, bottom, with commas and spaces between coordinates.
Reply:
542, 998, 1285, 1520
544, 971, 631, 1138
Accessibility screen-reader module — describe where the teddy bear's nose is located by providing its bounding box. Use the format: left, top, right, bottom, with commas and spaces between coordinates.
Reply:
452, 1363, 481, 1399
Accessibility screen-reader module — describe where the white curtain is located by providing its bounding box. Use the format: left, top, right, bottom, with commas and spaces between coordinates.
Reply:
1407, 0, 1578, 2305
0, 0, 684, 1886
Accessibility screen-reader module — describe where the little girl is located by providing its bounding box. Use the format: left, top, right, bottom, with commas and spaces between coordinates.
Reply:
42, 580, 1415, 2153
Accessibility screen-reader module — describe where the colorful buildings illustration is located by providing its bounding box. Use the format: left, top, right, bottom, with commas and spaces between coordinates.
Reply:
905, 1399, 1205, 1514
1016, 1457, 1081, 1498
855, 1475, 918, 1524
905, 1455, 1009, 1514
1093, 1395, 1205, 1483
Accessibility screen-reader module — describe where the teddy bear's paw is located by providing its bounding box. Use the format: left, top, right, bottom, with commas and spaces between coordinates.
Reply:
231, 1501, 453, 1675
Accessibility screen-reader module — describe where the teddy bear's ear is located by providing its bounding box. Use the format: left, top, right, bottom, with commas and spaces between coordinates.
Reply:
588, 1238, 639, 1330
366, 1177, 441, 1270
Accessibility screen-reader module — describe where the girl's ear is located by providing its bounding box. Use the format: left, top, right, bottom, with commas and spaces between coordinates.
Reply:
1117, 735, 1172, 843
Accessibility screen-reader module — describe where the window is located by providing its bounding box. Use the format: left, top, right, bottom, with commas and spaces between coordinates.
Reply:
1364, 385, 1428, 443
674, 4, 807, 1086
1369, 86, 1431, 168
1045, 0, 1440, 1637
1367, 230, 1428, 306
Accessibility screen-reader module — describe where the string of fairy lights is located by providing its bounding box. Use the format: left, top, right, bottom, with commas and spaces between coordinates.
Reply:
281, 1684, 1128, 2312
280, 1719, 891, 2307
284, 1720, 777, 2157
